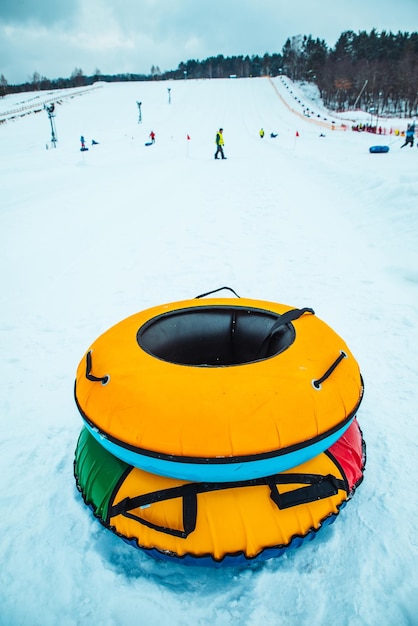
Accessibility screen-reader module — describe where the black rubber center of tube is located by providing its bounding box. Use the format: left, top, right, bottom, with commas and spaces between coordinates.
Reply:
137, 306, 295, 366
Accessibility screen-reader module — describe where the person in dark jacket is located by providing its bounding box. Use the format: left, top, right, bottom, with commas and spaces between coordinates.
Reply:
401, 123, 415, 148
214, 128, 226, 159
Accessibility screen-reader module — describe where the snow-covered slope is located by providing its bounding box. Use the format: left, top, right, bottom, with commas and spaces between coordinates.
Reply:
1, 77, 417, 626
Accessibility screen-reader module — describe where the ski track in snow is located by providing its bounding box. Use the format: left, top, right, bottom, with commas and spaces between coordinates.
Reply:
0, 77, 418, 626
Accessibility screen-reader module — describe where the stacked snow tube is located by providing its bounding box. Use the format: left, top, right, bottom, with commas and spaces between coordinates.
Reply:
74, 292, 366, 566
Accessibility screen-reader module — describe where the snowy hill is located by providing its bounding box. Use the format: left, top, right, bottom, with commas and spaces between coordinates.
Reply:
1, 77, 417, 626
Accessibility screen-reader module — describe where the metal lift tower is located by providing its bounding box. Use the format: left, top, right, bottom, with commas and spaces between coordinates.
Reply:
44, 103, 57, 148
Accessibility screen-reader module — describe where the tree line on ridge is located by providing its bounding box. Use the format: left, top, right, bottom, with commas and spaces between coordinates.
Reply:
1, 29, 417, 117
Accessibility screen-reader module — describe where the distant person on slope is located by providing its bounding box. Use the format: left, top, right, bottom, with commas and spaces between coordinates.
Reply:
214, 128, 226, 159
401, 123, 415, 148
259, 128, 265, 138
80, 136, 88, 151
149, 130, 156, 144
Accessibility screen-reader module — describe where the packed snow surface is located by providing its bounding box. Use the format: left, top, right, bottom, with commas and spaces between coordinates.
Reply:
1, 77, 417, 626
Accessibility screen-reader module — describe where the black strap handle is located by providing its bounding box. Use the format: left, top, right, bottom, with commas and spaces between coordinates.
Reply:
109, 471, 346, 538
265, 307, 314, 336
110, 483, 199, 538
312, 350, 347, 389
253, 307, 314, 359
195, 286, 240, 299
85, 350, 110, 385
266, 473, 345, 509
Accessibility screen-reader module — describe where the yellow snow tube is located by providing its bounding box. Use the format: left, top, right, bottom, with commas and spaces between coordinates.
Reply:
74, 295, 363, 481
106, 434, 354, 563
74, 418, 365, 566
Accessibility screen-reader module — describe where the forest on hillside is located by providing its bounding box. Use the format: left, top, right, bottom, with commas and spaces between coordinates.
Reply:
1, 30, 417, 117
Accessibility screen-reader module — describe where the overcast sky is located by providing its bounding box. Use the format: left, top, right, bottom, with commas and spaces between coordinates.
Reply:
1, 0, 417, 84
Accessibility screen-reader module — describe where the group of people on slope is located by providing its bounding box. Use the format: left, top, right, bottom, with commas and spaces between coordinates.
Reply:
259, 128, 278, 138
79, 121, 416, 158
214, 126, 278, 160
143, 126, 284, 159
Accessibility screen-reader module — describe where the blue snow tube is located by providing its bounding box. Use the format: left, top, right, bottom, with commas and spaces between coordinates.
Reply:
369, 145, 389, 153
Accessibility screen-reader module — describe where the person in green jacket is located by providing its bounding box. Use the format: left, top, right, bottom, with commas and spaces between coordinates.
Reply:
214, 128, 226, 159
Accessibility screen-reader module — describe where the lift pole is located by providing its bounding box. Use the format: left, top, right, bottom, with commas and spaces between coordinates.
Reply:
44, 103, 57, 147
